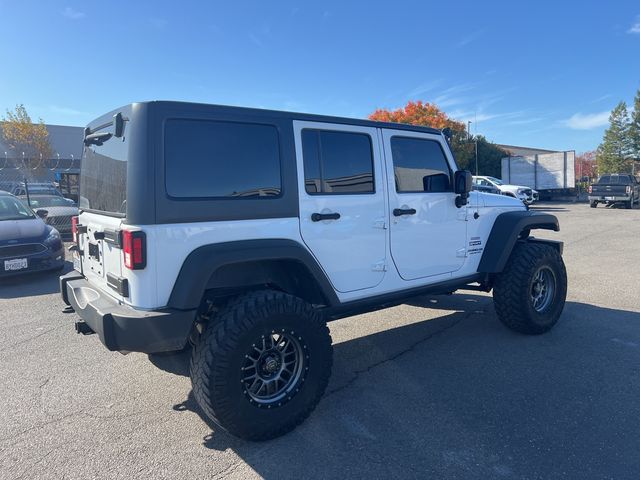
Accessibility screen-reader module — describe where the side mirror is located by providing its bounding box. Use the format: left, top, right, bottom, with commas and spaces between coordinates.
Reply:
441, 127, 453, 144
454, 170, 473, 208
36, 209, 48, 219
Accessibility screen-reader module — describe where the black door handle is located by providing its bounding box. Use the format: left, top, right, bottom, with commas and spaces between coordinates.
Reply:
393, 208, 417, 216
311, 212, 341, 222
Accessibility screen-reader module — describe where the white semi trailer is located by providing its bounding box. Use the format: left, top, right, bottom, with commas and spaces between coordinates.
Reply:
501, 151, 575, 198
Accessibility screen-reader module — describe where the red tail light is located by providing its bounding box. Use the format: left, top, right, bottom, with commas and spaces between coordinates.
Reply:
626, 185, 631, 194
122, 230, 146, 270
71, 216, 79, 243
588, 185, 592, 194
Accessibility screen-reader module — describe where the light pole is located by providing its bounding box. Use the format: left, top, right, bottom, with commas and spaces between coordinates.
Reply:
468, 121, 478, 175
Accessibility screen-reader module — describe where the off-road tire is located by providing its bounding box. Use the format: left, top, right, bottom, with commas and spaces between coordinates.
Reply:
590, 201, 597, 208
190, 290, 332, 441
493, 243, 567, 335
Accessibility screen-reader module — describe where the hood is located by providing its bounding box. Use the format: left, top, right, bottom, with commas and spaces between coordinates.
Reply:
479, 192, 526, 208
500, 184, 531, 192
39, 206, 78, 217
0, 217, 48, 244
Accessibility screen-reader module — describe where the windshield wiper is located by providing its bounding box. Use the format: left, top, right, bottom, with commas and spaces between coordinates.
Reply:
84, 131, 113, 146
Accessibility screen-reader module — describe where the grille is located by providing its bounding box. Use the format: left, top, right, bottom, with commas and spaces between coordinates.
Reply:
0, 243, 47, 258
46, 215, 73, 229
522, 188, 532, 196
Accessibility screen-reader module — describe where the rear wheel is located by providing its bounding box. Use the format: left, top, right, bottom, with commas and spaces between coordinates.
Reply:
190, 290, 332, 441
626, 197, 634, 209
493, 243, 567, 335
590, 201, 597, 208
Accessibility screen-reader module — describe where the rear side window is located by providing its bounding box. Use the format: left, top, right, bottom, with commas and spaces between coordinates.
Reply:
302, 129, 374, 194
391, 137, 451, 193
165, 120, 281, 198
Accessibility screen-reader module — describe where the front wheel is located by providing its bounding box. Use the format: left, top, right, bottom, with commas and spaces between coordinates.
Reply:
190, 290, 332, 441
493, 243, 567, 334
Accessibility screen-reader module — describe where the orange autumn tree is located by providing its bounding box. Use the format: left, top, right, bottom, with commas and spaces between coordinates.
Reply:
369, 100, 464, 131
369, 100, 506, 175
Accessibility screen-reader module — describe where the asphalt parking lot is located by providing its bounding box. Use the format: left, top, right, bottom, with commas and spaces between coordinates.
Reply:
1, 202, 639, 480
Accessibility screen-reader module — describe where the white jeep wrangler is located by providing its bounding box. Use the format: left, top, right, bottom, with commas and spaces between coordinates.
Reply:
61, 102, 567, 441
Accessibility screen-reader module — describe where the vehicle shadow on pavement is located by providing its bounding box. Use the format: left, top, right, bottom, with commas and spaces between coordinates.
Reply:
0, 261, 72, 299
155, 295, 640, 478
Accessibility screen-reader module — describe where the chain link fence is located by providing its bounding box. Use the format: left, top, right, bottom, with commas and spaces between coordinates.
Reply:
0, 156, 80, 200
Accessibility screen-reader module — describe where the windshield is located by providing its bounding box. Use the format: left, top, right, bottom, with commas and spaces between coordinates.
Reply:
0, 196, 36, 221
21, 195, 72, 208
486, 176, 503, 185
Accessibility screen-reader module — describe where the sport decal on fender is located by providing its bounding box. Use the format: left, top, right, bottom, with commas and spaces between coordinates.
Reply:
468, 236, 483, 255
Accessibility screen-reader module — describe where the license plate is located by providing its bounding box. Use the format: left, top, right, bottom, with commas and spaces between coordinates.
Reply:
4, 258, 28, 271
73, 251, 81, 272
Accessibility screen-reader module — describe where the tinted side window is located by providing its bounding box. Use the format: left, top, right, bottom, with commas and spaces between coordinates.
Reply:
165, 120, 281, 198
302, 129, 374, 194
391, 137, 451, 193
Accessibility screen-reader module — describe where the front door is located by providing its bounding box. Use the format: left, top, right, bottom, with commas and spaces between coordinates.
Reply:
294, 121, 387, 293
382, 129, 466, 281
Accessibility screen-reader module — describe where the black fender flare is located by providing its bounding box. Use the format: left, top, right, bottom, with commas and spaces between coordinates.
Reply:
477, 211, 561, 274
167, 239, 339, 310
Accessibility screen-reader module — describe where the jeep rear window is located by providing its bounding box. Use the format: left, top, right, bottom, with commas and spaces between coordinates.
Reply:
165, 120, 281, 198
79, 124, 128, 217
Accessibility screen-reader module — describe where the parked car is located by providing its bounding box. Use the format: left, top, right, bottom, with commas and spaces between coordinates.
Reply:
19, 194, 78, 237
473, 176, 536, 205
62, 102, 567, 441
0, 191, 65, 276
471, 180, 501, 195
8, 182, 74, 204
588, 174, 640, 209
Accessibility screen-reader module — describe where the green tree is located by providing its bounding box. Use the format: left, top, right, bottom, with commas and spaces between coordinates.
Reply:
596, 101, 632, 174
0, 104, 52, 167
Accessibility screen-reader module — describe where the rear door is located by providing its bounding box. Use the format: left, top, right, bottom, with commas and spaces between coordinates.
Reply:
76, 212, 123, 298
76, 112, 130, 301
382, 129, 467, 280
294, 121, 387, 293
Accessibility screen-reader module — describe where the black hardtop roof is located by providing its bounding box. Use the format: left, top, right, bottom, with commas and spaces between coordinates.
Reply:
93, 101, 444, 136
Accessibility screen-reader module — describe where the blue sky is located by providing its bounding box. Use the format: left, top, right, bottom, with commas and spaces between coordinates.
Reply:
1, 0, 639, 153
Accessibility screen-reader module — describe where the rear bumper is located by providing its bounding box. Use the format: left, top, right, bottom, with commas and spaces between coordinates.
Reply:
60, 271, 195, 353
589, 195, 630, 202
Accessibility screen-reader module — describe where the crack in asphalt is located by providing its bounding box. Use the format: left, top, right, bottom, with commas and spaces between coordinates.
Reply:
212, 459, 246, 480
326, 310, 476, 398
0, 323, 67, 354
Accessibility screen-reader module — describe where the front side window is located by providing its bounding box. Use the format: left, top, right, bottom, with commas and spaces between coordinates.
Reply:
391, 137, 451, 193
302, 129, 374, 194
165, 120, 282, 198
